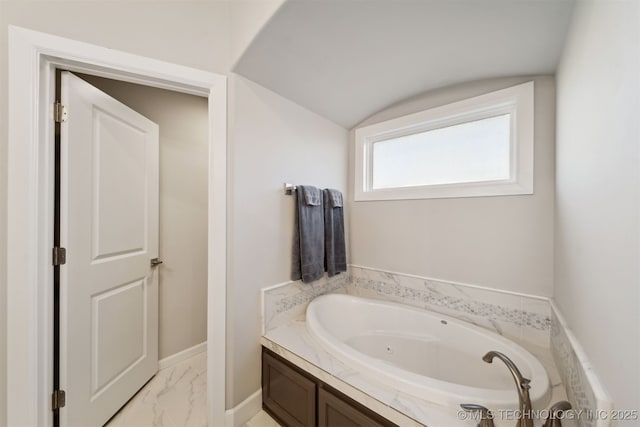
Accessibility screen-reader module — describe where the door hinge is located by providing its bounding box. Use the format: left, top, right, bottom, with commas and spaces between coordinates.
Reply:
54, 102, 67, 123
52, 389, 66, 411
52, 247, 66, 266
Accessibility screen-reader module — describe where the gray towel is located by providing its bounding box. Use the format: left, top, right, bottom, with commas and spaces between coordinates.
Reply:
291, 185, 325, 283
323, 188, 347, 277
327, 190, 343, 208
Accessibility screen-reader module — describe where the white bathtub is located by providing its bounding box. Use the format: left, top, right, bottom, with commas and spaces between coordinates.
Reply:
306, 294, 550, 411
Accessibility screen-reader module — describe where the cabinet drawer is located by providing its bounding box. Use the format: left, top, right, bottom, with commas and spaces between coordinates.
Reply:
262, 349, 316, 427
318, 386, 397, 427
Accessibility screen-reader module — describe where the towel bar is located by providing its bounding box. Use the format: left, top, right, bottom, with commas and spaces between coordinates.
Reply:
284, 183, 297, 195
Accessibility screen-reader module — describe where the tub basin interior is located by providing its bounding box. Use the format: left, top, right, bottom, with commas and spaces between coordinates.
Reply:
306, 294, 550, 411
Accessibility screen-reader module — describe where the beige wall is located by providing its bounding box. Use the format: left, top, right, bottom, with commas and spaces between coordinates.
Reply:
230, 0, 285, 67
79, 75, 209, 360
0, 2, 231, 423
349, 76, 556, 296
0, 1, 5, 417
555, 0, 639, 412
0, 0, 5, 416
226, 75, 348, 407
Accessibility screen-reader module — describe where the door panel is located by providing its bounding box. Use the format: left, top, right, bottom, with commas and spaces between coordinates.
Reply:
92, 278, 146, 395
60, 71, 159, 427
92, 108, 148, 260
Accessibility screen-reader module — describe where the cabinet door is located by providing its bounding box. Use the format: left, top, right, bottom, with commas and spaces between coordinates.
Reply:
318, 386, 397, 427
262, 349, 316, 427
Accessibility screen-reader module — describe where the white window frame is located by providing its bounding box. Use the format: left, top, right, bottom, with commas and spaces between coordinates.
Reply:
354, 81, 534, 201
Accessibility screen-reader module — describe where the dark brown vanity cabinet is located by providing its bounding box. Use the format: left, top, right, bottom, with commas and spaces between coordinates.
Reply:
317, 386, 394, 427
262, 348, 317, 426
262, 347, 397, 427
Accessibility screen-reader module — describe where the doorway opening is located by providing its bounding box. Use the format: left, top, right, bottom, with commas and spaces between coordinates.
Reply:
54, 70, 210, 426
7, 26, 227, 427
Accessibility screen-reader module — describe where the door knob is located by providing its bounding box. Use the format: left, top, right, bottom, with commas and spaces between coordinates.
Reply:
150, 258, 163, 267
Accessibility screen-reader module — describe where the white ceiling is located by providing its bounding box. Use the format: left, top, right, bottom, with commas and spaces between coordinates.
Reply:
233, 0, 576, 128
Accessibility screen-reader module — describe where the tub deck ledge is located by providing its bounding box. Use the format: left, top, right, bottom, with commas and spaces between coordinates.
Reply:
261, 317, 573, 427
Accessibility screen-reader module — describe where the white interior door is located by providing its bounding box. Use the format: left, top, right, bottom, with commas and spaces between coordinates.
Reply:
59, 71, 160, 427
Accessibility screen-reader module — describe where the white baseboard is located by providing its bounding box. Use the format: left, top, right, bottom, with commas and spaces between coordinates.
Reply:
225, 389, 262, 427
158, 341, 207, 370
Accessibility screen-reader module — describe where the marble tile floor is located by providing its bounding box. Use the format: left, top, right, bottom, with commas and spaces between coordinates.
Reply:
244, 411, 281, 427
106, 352, 208, 427
106, 351, 279, 427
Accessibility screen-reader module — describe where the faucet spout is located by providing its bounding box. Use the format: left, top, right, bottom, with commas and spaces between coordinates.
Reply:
543, 401, 572, 427
483, 351, 533, 427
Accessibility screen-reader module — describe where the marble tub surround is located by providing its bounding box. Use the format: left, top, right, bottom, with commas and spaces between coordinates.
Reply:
262, 320, 571, 427
258, 266, 618, 426
261, 272, 349, 333
348, 265, 552, 348
550, 301, 613, 427
262, 265, 551, 347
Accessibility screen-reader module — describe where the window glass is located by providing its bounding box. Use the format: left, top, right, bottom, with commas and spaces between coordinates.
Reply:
372, 114, 511, 189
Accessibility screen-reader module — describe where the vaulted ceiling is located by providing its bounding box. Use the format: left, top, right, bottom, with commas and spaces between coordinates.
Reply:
233, 0, 576, 128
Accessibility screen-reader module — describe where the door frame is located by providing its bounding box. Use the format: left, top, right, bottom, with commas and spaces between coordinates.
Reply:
7, 26, 227, 427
